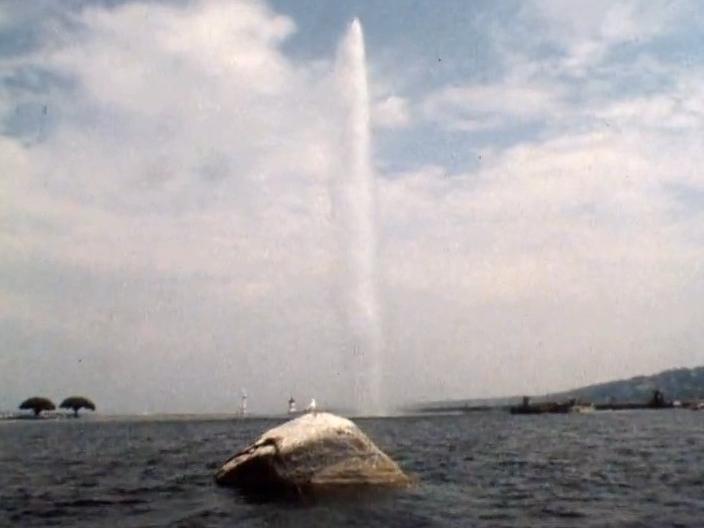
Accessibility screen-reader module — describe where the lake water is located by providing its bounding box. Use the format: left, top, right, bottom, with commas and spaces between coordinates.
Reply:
1, 411, 703, 527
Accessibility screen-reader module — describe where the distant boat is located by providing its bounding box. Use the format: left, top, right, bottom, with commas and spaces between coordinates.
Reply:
510, 396, 577, 415
288, 396, 297, 414
570, 403, 595, 414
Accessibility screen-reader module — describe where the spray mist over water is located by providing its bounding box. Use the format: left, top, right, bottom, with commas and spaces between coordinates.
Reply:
333, 19, 384, 415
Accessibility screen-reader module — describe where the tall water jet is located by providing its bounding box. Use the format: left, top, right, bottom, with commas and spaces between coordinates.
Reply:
332, 19, 383, 415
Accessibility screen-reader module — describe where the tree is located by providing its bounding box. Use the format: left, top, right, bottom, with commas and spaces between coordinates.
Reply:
59, 396, 96, 417
19, 397, 55, 417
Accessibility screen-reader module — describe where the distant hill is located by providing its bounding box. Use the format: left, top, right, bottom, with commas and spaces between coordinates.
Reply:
549, 366, 704, 404
412, 366, 704, 411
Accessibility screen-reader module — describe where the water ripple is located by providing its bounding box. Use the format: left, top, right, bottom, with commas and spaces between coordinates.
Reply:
1, 412, 704, 526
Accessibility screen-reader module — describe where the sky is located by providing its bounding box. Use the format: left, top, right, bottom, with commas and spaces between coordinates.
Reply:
1, 0, 703, 414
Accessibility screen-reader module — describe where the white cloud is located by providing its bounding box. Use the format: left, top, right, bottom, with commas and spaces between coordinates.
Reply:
372, 95, 411, 128
421, 2, 701, 138
396, 1, 704, 398
594, 75, 704, 133
0, 0, 350, 412
378, 125, 704, 398
422, 82, 563, 131
526, 0, 679, 75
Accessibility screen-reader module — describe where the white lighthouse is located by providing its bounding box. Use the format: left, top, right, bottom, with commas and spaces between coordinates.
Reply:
239, 389, 248, 417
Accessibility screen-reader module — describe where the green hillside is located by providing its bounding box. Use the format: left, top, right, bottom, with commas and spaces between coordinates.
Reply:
412, 366, 704, 412
551, 366, 704, 403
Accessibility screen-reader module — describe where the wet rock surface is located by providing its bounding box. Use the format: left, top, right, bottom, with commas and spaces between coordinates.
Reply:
214, 413, 410, 493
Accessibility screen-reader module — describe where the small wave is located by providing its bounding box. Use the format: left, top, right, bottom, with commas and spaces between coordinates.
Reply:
56, 497, 148, 508
541, 506, 587, 519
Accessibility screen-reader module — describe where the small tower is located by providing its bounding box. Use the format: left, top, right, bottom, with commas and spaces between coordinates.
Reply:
288, 396, 297, 414
306, 398, 317, 414
239, 389, 248, 417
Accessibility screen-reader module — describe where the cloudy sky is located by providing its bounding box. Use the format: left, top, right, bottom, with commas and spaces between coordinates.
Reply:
2, 0, 703, 414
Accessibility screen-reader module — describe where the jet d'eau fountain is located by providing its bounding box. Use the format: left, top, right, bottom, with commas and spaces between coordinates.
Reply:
331, 19, 384, 416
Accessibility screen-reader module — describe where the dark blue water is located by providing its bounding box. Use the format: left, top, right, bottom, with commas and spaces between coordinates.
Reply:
1, 411, 703, 527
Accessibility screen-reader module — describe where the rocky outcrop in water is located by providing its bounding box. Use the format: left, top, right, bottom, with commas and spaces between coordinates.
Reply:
215, 412, 410, 494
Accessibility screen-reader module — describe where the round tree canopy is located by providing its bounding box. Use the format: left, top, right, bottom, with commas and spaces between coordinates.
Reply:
19, 397, 55, 415
59, 396, 96, 412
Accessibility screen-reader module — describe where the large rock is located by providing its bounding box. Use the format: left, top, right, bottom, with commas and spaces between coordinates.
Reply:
215, 412, 410, 493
